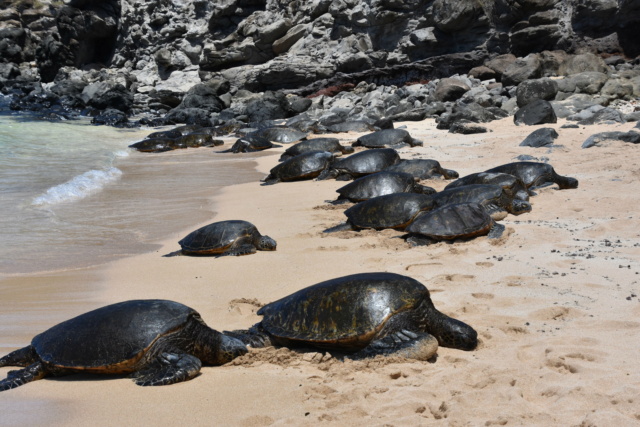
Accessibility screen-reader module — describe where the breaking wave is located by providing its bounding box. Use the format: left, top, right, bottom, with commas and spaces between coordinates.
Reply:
32, 167, 123, 206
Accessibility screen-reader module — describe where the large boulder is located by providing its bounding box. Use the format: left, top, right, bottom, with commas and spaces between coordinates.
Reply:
514, 99, 557, 125
434, 77, 471, 102
516, 77, 559, 107
519, 127, 559, 147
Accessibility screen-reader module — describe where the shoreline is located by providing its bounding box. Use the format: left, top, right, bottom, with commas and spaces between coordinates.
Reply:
2, 118, 640, 425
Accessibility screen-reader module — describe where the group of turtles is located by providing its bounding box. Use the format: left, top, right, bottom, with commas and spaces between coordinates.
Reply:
0, 124, 579, 391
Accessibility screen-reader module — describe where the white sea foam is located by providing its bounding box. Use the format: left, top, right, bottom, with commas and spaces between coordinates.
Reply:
32, 167, 123, 206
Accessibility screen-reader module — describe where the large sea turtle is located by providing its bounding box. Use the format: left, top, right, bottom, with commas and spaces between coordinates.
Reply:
484, 162, 578, 195
129, 137, 176, 153
333, 171, 436, 204
444, 172, 530, 201
0, 300, 247, 391
324, 193, 435, 232
279, 138, 354, 161
254, 127, 308, 143
226, 272, 477, 359
404, 202, 505, 246
317, 148, 401, 181
383, 159, 459, 180
177, 220, 276, 256
431, 184, 532, 219
262, 151, 334, 185
353, 129, 423, 148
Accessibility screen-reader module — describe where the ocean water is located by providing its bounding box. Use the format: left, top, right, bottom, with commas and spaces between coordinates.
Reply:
0, 111, 262, 276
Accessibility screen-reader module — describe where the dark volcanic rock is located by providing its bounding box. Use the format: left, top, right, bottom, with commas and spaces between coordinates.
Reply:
516, 78, 558, 108
514, 99, 557, 126
582, 131, 640, 148
519, 127, 559, 147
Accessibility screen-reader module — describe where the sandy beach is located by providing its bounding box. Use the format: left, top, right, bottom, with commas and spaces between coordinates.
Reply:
1, 117, 639, 426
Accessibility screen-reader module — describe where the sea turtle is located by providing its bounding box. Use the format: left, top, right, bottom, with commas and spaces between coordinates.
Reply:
129, 137, 176, 153
279, 138, 354, 161
317, 148, 401, 181
175, 133, 223, 148
353, 129, 423, 148
333, 171, 436, 204
404, 202, 505, 246
0, 299, 247, 391
444, 172, 530, 201
226, 272, 477, 359
220, 134, 281, 153
484, 162, 578, 195
326, 121, 376, 133
254, 127, 308, 143
177, 220, 276, 256
324, 193, 434, 232
145, 124, 202, 140
431, 184, 532, 220
262, 151, 334, 185
383, 159, 459, 180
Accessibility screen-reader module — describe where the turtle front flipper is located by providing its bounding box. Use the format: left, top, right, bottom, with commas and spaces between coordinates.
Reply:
0, 361, 47, 391
487, 223, 505, 239
219, 244, 258, 257
133, 352, 202, 386
350, 331, 438, 361
0, 346, 38, 367
323, 222, 355, 233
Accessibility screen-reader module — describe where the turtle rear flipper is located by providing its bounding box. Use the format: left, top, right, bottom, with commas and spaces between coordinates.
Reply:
133, 352, 202, 386
0, 362, 47, 391
323, 222, 355, 233
350, 331, 438, 361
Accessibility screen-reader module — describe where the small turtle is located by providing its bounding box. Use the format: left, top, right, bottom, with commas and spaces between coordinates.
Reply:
326, 121, 376, 133
262, 151, 334, 185
333, 171, 436, 204
383, 159, 459, 180
444, 172, 529, 201
253, 127, 308, 144
404, 202, 505, 246
484, 162, 578, 195
145, 125, 202, 140
353, 129, 423, 148
226, 272, 477, 359
431, 184, 532, 220
129, 137, 176, 153
220, 134, 281, 153
0, 300, 247, 391
317, 148, 401, 181
279, 138, 354, 161
324, 193, 434, 232
177, 220, 276, 256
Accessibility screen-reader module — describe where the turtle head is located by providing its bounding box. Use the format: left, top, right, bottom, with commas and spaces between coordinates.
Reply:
558, 176, 579, 189
510, 199, 532, 215
258, 235, 277, 251
434, 317, 478, 351
442, 168, 459, 180
414, 184, 437, 195
214, 334, 248, 364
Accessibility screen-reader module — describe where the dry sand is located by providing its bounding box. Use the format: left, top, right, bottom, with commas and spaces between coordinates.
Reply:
1, 117, 639, 426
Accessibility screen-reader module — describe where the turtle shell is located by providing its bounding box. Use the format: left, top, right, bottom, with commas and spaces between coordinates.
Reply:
268, 151, 334, 181
257, 272, 428, 349
354, 129, 420, 148
331, 148, 400, 177
336, 171, 417, 202
280, 138, 353, 161
345, 193, 434, 230
179, 220, 257, 254
406, 202, 493, 240
129, 137, 175, 153
384, 159, 459, 180
254, 127, 308, 143
444, 172, 529, 201
31, 300, 196, 370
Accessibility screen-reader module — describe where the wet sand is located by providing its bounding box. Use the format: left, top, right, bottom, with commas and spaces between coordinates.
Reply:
1, 117, 639, 426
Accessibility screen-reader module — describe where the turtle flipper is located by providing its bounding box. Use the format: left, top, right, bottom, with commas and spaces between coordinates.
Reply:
323, 222, 355, 233
405, 235, 436, 246
487, 223, 505, 239
219, 244, 257, 257
0, 346, 38, 367
350, 331, 438, 361
0, 361, 47, 391
133, 352, 202, 386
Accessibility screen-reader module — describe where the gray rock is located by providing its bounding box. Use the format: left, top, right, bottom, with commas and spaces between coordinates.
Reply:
568, 72, 610, 94
448, 121, 489, 134
502, 55, 543, 86
582, 131, 640, 148
516, 78, 559, 107
519, 127, 559, 147
576, 107, 624, 125
561, 53, 610, 75
514, 99, 557, 126
434, 77, 471, 102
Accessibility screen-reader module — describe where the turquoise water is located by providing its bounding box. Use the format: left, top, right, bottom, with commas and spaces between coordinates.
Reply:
0, 110, 261, 275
